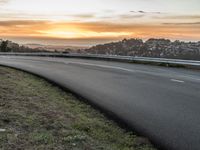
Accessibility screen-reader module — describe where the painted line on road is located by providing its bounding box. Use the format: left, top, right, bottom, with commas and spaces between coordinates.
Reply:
67, 62, 200, 82
67, 62, 136, 73
170, 79, 185, 83
0, 129, 6, 132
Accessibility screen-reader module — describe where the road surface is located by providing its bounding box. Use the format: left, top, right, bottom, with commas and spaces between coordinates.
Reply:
0, 56, 200, 150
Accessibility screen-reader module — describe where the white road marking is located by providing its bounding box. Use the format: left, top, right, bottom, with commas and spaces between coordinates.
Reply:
67, 62, 136, 73
170, 79, 185, 83
67, 62, 200, 82
0, 129, 6, 132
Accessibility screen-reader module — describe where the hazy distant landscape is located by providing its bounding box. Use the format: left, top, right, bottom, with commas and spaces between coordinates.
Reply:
24, 43, 88, 52
1, 38, 200, 60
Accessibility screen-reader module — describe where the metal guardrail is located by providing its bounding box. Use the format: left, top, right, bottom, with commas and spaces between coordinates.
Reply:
0, 52, 200, 68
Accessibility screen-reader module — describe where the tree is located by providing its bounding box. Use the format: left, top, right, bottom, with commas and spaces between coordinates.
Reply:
0, 40, 8, 52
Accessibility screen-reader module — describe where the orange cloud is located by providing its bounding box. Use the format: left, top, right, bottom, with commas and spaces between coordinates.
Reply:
0, 0, 9, 3
0, 20, 199, 45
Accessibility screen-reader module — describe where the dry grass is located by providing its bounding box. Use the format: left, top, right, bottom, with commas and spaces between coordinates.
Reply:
0, 66, 156, 150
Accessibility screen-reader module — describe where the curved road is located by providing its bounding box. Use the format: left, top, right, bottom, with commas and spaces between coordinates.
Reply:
0, 56, 200, 150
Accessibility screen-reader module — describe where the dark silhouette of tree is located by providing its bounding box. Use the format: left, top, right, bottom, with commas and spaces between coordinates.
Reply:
0, 40, 9, 52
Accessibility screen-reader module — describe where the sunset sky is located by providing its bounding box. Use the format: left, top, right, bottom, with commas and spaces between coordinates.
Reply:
0, 0, 200, 46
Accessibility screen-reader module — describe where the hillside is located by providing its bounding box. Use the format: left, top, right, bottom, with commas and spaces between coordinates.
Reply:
85, 38, 200, 60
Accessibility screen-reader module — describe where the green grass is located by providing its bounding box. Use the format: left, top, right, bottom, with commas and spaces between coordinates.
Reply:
0, 66, 156, 150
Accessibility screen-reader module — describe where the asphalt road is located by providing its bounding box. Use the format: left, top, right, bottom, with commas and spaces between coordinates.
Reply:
0, 56, 200, 150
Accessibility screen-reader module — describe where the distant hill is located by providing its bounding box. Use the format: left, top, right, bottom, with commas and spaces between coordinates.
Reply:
0, 40, 88, 53
85, 38, 200, 60
24, 43, 88, 52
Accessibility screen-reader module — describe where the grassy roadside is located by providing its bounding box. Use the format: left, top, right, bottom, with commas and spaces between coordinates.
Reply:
0, 66, 156, 150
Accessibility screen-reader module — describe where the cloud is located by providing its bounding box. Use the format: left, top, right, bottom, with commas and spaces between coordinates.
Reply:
119, 14, 144, 19
67, 14, 95, 19
163, 22, 200, 25
0, 20, 200, 43
0, 11, 96, 20
138, 11, 146, 13
0, 0, 9, 4
0, 11, 124, 22
130, 10, 161, 14
0, 20, 52, 36
155, 15, 200, 19
0, 20, 48, 27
